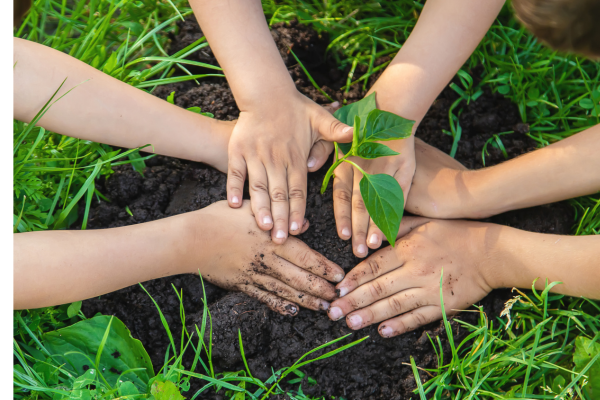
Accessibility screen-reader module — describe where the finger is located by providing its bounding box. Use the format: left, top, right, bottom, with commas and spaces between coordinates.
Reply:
332, 162, 353, 240
366, 218, 384, 250
287, 160, 307, 236
307, 140, 334, 172
275, 237, 345, 283
314, 107, 353, 143
351, 168, 370, 258
242, 284, 299, 316
344, 288, 429, 330
247, 161, 273, 231
395, 167, 414, 205
264, 162, 290, 244
252, 274, 329, 311
378, 306, 442, 338
336, 245, 402, 297
227, 153, 247, 208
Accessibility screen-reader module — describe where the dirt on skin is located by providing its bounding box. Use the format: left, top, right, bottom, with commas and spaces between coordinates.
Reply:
80, 19, 574, 399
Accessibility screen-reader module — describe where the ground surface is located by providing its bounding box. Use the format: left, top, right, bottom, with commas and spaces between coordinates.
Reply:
80, 19, 574, 400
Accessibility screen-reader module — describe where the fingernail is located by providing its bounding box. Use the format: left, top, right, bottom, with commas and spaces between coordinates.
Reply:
348, 314, 363, 329
286, 304, 298, 315
369, 234, 378, 245
275, 230, 286, 239
329, 306, 343, 321
342, 126, 352, 134
303, 218, 309, 227
231, 196, 240, 205
320, 301, 330, 311
307, 157, 316, 169
357, 244, 367, 255
263, 216, 273, 226
380, 326, 393, 338
341, 227, 351, 237
331, 101, 340, 108
290, 221, 299, 231
338, 287, 348, 297
334, 273, 344, 283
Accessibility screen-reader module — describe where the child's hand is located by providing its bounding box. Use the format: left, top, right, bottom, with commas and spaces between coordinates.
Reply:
326, 217, 496, 337
226, 92, 353, 245
193, 200, 345, 316
332, 135, 416, 257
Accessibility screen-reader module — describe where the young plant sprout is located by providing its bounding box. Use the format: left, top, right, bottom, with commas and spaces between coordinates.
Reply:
320, 92, 415, 246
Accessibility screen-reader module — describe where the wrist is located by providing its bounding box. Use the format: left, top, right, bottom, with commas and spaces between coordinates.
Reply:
176, 207, 218, 275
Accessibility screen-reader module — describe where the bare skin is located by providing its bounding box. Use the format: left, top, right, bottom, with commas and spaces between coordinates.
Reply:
332, 0, 506, 257
189, 0, 353, 243
327, 216, 600, 338
15, 201, 344, 314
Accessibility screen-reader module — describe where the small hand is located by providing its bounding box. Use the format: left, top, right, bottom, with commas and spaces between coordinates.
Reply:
332, 135, 416, 257
405, 138, 481, 219
196, 201, 345, 316
327, 217, 496, 337
226, 92, 353, 245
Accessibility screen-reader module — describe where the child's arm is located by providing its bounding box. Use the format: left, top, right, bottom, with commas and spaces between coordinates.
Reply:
189, 0, 353, 244
406, 125, 600, 219
13, 38, 232, 172
326, 217, 600, 337
14, 201, 344, 314
332, 0, 505, 257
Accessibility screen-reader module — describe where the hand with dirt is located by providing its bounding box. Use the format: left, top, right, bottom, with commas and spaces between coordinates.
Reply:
331, 0, 505, 256
15, 201, 345, 313
191, 200, 345, 315
326, 217, 600, 337
189, 0, 353, 245
407, 128, 600, 219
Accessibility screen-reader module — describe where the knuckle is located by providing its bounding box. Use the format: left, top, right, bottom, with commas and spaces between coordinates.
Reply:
346, 295, 361, 311
270, 188, 288, 202
288, 187, 306, 200
365, 259, 382, 277
387, 297, 404, 314
412, 312, 428, 328
353, 197, 368, 213
228, 168, 246, 184
368, 280, 386, 299
333, 189, 352, 205
250, 180, 268, 194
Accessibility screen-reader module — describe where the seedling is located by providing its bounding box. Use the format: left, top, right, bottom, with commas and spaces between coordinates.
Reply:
320, 92, 414, 246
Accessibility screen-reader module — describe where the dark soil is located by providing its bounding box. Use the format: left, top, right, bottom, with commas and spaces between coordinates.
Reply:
81, 19, 575, 399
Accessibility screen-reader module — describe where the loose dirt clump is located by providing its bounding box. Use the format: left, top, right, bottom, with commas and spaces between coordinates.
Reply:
81, 19, 574, 399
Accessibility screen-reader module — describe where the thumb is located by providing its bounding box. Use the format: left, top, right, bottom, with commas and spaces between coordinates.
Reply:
307, 140, 334, 172
397, 216, 430, 239
314, 107, 353, 143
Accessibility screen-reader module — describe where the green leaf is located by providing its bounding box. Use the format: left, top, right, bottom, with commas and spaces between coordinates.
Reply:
579, 98, 595, 110
334, 91, 376, 129
167, 91, 175, 104
119, 381, 140, 396
67, 301, 82, 318
573, 335, 600, 396
102, 52, 119, 75
150, 380, 185, 400
356, 142, 399, 159
42, 315, 154, 390
359, 173, 404, 246
497, 85, 510, 95
364, 109, 414, 142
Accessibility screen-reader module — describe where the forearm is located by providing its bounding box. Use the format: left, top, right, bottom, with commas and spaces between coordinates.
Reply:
189, 0, 296, 109
484, 225, 600, 299
14, 210, 213, 309
370, 0, 504, 124
468, 125, 600, 216
13, 38, 230, 171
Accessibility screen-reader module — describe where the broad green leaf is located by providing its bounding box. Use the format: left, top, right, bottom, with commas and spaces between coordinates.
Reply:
359, 173, 404, 246
364, 109, 414, 142
150, 379, 185, 400
573, 335, 600, 396
333, 91, 377, 128
356, 142, 399, 159
102, 52, 118, 75
67, 301, 82, 318
579, 98, 595, 110
119, 381, 140, 396
43, 315, 154, 391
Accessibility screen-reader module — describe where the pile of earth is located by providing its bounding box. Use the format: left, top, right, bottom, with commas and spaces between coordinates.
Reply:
79, 18, 574, 400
